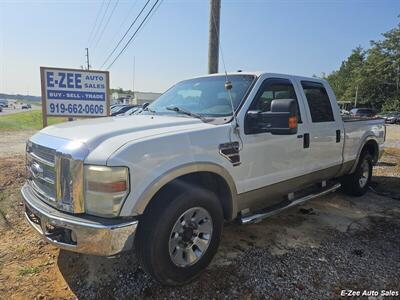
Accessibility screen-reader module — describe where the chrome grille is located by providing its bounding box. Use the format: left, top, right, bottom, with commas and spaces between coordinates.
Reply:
43, 168, 56, 182
27, 143, 56, 205
30, 143, 55, 164
26, 133, 87, 214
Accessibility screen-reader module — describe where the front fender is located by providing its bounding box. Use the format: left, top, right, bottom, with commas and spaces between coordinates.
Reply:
105, 125, 239, 218
128, 161, 238, 217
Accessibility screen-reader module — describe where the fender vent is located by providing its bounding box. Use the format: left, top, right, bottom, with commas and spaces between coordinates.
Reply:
219, 142, 241, 166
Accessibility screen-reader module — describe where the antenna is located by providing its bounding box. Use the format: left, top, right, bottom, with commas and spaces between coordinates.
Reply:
210, 5, 239, 131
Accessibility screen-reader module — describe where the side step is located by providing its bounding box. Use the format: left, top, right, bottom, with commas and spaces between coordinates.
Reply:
240, 182, 341, 224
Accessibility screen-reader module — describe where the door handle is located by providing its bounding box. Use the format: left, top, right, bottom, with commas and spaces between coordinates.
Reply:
303, 133, 310, 148
336, 130, 341, 143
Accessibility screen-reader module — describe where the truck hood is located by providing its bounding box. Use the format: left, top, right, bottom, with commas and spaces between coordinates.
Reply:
40, 115, 208, 151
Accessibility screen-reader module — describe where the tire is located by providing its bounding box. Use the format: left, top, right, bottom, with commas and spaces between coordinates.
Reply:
135, 186, 223, 286
341, 152, 373, 196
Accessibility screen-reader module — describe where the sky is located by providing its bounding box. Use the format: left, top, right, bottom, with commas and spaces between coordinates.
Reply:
0, 0, 399, 96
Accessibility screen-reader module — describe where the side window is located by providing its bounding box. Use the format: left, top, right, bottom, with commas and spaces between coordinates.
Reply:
250, 78, 302, 122
301, 81, 334, 122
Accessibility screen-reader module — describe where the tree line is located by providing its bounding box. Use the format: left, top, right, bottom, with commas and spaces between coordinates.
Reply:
324, 23, 400, 112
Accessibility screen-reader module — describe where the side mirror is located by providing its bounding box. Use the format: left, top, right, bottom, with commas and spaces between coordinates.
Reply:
246, 99, 298, 135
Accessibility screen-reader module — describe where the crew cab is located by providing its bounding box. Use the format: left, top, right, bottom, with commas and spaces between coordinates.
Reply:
21, 72, 385, 285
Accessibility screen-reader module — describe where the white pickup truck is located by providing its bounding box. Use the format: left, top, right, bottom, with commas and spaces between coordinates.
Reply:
22, 72, 385, 285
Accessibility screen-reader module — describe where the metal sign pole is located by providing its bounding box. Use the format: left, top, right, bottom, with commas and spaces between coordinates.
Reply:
40, 67, 48, 128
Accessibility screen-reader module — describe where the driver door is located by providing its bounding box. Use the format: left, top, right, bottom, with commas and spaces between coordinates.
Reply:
235, 76, 314, 209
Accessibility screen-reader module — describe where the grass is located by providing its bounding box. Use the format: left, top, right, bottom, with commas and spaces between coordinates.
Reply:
18, 266, 40, 276
0, 110, 65, 131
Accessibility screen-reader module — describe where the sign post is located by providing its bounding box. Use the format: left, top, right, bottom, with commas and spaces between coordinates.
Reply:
40, 67, 110, 127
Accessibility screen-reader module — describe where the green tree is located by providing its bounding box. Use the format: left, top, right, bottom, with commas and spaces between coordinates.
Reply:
325, 22, 400, 111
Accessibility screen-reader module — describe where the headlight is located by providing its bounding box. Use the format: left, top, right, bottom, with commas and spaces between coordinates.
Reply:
84, 165, 130, 217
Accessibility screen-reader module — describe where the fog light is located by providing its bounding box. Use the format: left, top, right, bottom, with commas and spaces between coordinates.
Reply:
71, 230, 77, 243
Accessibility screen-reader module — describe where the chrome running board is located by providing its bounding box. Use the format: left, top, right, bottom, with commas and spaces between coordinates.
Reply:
240, 183, 341, 224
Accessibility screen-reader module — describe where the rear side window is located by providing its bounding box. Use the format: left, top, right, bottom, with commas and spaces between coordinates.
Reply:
301, 81, 334, 122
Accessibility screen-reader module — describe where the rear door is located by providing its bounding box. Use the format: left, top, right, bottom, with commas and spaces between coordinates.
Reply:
296, 80, 344, 176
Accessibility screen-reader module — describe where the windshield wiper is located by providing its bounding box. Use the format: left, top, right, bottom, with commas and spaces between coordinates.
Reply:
166, 106, 205, 121
140, 106, 156, 114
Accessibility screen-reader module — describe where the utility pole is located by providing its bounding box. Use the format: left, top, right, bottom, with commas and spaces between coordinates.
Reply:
85, 48, 90, 70
208, 0, 221, 74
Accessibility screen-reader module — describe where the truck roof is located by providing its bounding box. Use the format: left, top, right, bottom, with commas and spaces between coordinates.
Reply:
189, 71, 327, 84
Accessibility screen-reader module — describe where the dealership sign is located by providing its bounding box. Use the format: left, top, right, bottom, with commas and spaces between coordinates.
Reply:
40, 67, 110, 126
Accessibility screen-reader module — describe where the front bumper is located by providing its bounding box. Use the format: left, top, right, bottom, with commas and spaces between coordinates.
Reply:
21, 183, 138, 256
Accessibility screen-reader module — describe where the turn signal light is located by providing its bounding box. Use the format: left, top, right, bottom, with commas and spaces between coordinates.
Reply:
87, 180, 127, 193
288, 116, 297, 129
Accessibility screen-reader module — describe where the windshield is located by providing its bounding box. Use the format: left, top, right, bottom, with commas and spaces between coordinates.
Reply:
147, 75, 255, 117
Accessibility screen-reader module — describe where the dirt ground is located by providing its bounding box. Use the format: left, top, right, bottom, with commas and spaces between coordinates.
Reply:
0, 126, 399, 299
0, 130, 36, 158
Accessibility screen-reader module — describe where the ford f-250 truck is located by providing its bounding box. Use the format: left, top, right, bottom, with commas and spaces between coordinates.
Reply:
21, 72, 385, 286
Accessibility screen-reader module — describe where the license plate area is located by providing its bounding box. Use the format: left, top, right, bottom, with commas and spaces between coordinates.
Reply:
25, 206, 77, 246
26, 206, 41, 226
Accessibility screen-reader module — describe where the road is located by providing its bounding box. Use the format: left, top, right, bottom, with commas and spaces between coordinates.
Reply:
0, 105, 40, 116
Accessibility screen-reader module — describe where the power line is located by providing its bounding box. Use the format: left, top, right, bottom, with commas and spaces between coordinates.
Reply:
106, 0, 140, 50
106, 0, 162, 70
87, 0, 106, 46
100, 0, 151, 69
90, 0, 112, 48
92, 0, 120, 58
139, 0, 163, 34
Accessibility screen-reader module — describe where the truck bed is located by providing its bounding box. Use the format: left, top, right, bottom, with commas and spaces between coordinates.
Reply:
342, 115, 383, 122
342, 117, 385, 164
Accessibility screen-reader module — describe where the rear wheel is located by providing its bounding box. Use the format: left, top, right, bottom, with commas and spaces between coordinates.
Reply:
135, 187, 223, 286
342, 152, 373, 196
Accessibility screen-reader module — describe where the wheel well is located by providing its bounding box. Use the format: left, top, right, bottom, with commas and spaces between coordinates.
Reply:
362, 139, 379, 164
143, 172, 233, 221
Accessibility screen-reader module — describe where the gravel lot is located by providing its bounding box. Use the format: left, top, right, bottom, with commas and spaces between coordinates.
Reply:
0, 125, 399, 299
60, 191, 399, 300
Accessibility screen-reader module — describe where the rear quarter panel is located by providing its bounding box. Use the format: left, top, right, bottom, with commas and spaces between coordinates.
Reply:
343, 118, 385, 164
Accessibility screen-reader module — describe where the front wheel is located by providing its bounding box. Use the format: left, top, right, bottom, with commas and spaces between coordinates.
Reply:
341, 152, 373, 196
135, 187, 223, 286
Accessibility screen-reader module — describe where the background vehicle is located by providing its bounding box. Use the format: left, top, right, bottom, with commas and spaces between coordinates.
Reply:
21, 103, 31, 109
0, 106, 2, 112
350, 108, 376, 118
385, 112, 400, 124
111, 105, 137, 116
0, 99, 8, 107
21, 72, 385, 286
122, 105, 142, 116
110, 104, 123, 110
340, 109, 350, 116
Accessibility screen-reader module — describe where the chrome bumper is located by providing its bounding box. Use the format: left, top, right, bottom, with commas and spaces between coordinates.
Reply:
21, 183, 138, 256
